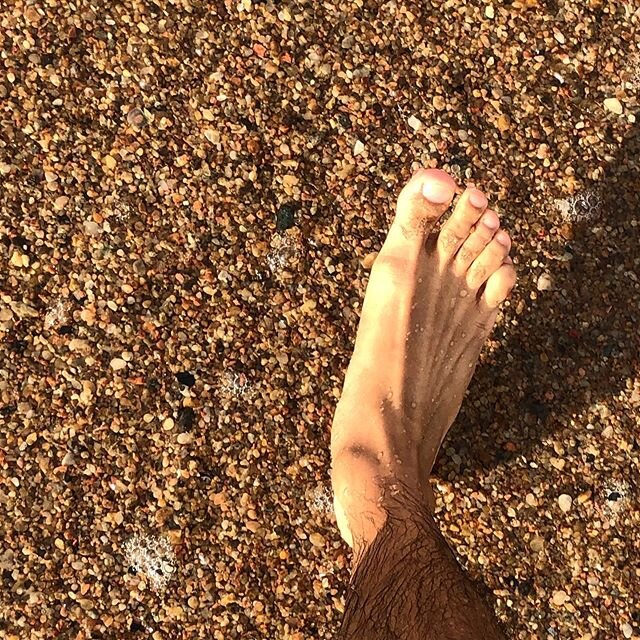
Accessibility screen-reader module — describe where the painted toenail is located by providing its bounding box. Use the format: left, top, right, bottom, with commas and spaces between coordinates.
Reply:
422, 180, 452, 204
469, 189, 488, 209
482, 213, 499, 229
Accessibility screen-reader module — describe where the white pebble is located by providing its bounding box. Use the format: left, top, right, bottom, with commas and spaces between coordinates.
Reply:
604, 97, 623, 115
622, 623, 633, 638
110, 358, 127, 371
407, 115, 422, 131
558, 494, 573, 512
537, 273, 554, 291
485, 5, 494, 19
353, 140, 365, 156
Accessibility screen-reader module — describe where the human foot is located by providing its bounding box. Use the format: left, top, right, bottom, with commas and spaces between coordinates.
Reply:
330, 168, 517, 549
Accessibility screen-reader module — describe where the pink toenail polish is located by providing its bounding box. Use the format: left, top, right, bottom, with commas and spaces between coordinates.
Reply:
469, 189, 488, 209
422, 181, 452, 204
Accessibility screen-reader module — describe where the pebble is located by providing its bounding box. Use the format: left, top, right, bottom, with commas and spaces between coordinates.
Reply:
603, 98, 623, 114
54, 196, 69, 210
622, 623, 633, 638
126, 107, 146, 128
407, 115, 423, 131
552, 590, 569, 606
309, 533, 325, 547
558, 494, 573, 513
536, 273, 554, 291
530, 536, 545, 552
361, 251, 378, 269
353, 140, 365, 156
433, 95, 446, 111
109, 358, 127, 371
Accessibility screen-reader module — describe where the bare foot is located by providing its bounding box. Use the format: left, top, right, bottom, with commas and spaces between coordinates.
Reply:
330, 168, 517, 551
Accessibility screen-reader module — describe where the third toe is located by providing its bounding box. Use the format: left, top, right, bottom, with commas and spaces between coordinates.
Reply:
465, 230, 511, 289
452, 209, 500, 276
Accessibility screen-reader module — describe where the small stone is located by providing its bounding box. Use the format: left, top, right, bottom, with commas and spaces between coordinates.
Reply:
61, 452, 75, 466
577, 491, 592, 504
353, 140, 365, 156
84, 220, 102, 236
433, 95, 446, 111
54, 195, 69, 210
525, 493, 537, 507
163, 417, 175, 431
341, 35, 355, 49
530, 536, 544, 552
309, 532, 325, 547
176, 371, 196, 387
537, 273, 554, 291
361, 251, 378, 269
604, 97, 623, 114
407, 114, 422, 131
246, 521, 260, 533
558, 494, 573, 512
9, 251, 28, 268
127, 107, 146, 128
110, 358, 127, 371
188, 596, 199, 609
54, 538, 65, 551
103, 154, 117, 170
485, 5, 495, 18
496, 114, 510, 132
552, 590, 569, 606
276, 203, 296, 231
176, 433, 193, 445
622, 623, 633, 638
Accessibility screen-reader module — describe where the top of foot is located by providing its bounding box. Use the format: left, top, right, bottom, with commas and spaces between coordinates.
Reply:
331, 167, 517, 549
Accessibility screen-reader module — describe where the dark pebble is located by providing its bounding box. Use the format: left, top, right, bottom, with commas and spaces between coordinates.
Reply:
276, 203, 296, 231
176, 371, 196, 387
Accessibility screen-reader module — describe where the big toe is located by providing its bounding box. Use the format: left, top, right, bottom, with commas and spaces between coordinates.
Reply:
384, 168, 458, 259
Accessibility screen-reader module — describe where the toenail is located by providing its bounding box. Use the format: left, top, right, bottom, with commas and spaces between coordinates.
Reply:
496, 231, 510, 245
422, 180, 453, 204
482, 212, 499, 230
469, 189, 488, 209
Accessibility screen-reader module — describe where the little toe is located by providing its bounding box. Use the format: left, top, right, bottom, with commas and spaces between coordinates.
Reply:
437, 185, 489, 261
465, 229, 511, 290
452, 209, 500, 276
481, 256, 517, 308
384, 168, 458, 261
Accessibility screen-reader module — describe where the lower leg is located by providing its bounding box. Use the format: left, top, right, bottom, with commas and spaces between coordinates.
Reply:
337, 473, 508, 640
